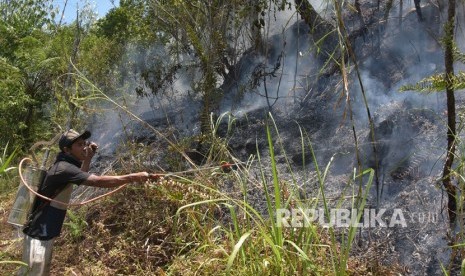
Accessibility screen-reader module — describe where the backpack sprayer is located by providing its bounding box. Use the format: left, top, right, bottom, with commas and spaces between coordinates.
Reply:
7, 134, 61, 227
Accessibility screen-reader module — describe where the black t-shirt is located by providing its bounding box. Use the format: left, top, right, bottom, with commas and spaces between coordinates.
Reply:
23, 155, 90, 240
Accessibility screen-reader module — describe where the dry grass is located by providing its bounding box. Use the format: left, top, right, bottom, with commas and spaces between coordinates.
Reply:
0, 134, 404, 276
0, 173, 404, 275
0, 177, 25, 275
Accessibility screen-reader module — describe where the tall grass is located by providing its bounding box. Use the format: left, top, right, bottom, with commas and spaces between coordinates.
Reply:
0, 144, 27, 273
167, 113, 374, 275
0, 143, 17, 175
0, 143, 18, 193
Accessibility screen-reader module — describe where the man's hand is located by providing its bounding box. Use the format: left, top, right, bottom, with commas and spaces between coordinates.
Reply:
131, 172, 151, 182
81, 141, 98, 172
132, 172, 147, 181
131, 172, 163, 182
85, 141, 98, 159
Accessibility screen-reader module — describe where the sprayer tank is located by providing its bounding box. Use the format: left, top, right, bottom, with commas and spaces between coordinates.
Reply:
7, 166, 46, 227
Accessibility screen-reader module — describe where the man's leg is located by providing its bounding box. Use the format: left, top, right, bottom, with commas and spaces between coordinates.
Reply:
18, 235, 55, 276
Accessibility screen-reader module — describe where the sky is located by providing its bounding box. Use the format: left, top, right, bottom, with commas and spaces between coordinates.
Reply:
53, 0, 119, 24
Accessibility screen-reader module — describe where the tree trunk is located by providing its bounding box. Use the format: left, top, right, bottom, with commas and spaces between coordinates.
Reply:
354, 0, 365, 33
442, 0, 456, 225
294, 0, 338, 61
399, 0, 403, 28
250, 0, 264, 53
414, 0, 424, 21
384, 0, 394, 22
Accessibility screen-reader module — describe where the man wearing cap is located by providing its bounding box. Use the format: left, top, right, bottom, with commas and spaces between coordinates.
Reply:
19, 129, 156, 275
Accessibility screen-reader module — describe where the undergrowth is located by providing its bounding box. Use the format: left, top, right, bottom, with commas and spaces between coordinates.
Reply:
0, 112, 401, 275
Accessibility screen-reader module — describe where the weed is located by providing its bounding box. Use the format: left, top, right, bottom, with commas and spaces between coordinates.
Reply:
63, 209, 89, 242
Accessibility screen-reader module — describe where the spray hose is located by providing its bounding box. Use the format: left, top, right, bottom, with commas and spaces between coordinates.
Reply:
18, 157, 237, 207
19, 158, 128, 207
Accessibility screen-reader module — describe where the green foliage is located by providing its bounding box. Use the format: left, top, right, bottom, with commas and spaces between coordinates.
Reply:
0, 36, 59, 147
0, 143, 18, 193
96, 5, 130, 41
400, 23, 465, 94
96, 0, 157, 43
399, 73, 449, 93
0, 143, 17, 176
0, 0, 57, 37
462, 258, 465, 276
44, 24, 121, 128
78, 33, 119, 88
147, 0, 240, 133
0, 260, 27, 267
201, 112, 237, 164
95, 1, 175, 99
0, 58, 35, 147
399, 72, 465, 93
64, 209, 88, 242
0, 1, 64, 148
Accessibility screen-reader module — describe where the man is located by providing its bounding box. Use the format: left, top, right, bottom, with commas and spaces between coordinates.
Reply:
19, 129, 157, 275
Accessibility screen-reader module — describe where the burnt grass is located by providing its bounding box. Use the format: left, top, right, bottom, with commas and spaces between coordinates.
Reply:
1, 2, 464, 275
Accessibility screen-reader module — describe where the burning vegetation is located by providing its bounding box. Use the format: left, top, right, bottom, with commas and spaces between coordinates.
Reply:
2, 0, 465, 275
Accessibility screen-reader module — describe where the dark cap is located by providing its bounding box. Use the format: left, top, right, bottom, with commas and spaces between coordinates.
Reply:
59, 129, 91, 151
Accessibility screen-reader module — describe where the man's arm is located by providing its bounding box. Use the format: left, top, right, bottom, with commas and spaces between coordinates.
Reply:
81, 159, 91, 172
83, 172, 153, 188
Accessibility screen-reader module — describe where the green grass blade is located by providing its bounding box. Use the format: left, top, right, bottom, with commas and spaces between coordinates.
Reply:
176, 198, 229, 216
0, 145, 17, 175
0, 260, 28, 267
226, 231, 251, 274
462, 258, 465, 276
265, 115, 283, 248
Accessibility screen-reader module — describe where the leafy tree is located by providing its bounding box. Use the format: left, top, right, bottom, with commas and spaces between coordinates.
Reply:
96, 0, 153, 44
94, 0, 163, 96
0, 0, 61, 149
0, 0, 56, 37
135, 1, 291, 135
